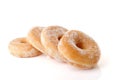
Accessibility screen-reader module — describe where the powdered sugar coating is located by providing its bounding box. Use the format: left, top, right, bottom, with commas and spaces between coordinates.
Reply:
9, 37, 41, 58
41, 26, 67, 62
58, 30, 100, 69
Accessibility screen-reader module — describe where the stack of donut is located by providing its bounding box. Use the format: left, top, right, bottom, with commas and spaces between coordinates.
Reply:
8, 26, 100, 69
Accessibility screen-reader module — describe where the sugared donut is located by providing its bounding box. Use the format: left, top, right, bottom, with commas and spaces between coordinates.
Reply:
8, 37, 41, 58
58, 30, 100, 69
41, 26, 67, 62
27, 27, 46, 54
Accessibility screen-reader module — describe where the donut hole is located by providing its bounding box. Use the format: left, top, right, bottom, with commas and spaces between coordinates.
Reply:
76, 42, 85, 49
58, 36, 62, 40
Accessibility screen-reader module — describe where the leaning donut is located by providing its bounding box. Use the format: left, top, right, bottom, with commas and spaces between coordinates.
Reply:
58, 30, 100, 69
27, 27, 46, 54
41, 26, 67, 62
8, 37, 41, 58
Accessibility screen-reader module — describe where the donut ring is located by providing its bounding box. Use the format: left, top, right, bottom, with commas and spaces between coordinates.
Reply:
58, 30, 100, 69
8, 37, 41, 58
41, 26, 67, 62
27, 27, 46, 54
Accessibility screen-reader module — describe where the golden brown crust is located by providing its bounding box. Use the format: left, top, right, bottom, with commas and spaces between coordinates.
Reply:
8, 37, 41, 58
58, 30, 100, 69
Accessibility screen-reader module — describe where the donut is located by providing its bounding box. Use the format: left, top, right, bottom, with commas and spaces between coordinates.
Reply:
41, 26, 67, 62
8, 37, 41, 58
58, 30, 100, 69
27, 27, 46, 54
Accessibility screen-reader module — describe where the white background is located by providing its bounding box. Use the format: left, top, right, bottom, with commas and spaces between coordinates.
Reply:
0, 0, 120, 80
